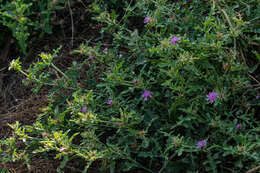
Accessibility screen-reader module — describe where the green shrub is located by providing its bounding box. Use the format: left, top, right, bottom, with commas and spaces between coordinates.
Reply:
0, 0, 65, 55
2, 0, 260, 172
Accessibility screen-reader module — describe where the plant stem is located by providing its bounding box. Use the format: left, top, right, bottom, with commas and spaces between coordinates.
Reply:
158, 152, 177, 173
246, 166, 260, 173
20, 70, 30, 78
51, 63, 70, 80
67, 0, 74, 47
93, 137, 154, 173
216, 1, 237, 50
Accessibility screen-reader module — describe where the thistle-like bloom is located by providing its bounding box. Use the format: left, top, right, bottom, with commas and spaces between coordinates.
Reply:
89, 56, 95, 60
108, 98, 113, 105
59, 147, 68, 152
236, 123, 242, 129
81, 106, 87, 113
207, 92, 218, 103
197, 140, 207, 148
40, 53, 52, 61
170, 36, 179, 44
9, 58, 22, 71
142, 90, 152, 101
144, 17, 150, 24
133, 79, 137, 84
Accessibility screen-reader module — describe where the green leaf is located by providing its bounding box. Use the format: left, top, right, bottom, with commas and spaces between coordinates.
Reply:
54, 6, 65, 10
168, 96, 186, 122
121, 161, 137, 171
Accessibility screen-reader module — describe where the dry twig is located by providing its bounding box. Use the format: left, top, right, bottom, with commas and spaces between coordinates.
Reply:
246, 165, 260, 173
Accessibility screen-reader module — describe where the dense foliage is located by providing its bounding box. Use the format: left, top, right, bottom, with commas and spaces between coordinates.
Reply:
0, 0, 65, 54
1, 0, 260, 172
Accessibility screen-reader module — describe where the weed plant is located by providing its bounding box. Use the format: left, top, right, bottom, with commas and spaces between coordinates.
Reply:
0, 0, 65, 54
1, 0, 260, 172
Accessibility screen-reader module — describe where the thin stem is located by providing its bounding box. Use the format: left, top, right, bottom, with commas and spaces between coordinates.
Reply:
78, 0, 87, 9
92, 137, 154, 173
67, 0, 74, 47
216, 1, 237, 50
51, 63, 70, 80
159, 152, 177, 173
27, 75, 76, 91
119, 0, 133, 24
20, 70, 30, 78
246, 166, 260, 173
248, 73, 260, 84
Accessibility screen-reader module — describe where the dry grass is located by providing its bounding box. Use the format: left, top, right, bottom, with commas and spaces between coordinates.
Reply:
0, 158, 60, 173
0, 95, 48, 138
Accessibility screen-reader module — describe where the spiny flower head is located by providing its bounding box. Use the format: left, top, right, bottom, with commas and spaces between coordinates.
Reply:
144, 17, 150, 24
107, 98, 113, 105
9, 58, 22, 71
142, 90, 152, 101
207, 92, 218, 103
81, 106, 87, 113
236, 123, 242, 129
197, 140, 207, 148
170, 36, 179, 44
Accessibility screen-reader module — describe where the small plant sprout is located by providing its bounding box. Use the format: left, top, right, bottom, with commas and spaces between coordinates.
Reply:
40, 53, 52, 61
9, 58, 29, 78
9, 58, 22, 71
39, 50, 70, 80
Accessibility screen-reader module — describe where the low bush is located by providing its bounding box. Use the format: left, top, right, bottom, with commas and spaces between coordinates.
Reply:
1, 0, 260, 172
0, 0, 65, 54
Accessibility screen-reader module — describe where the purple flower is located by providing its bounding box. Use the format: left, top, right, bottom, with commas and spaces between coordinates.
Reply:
89, 56, 95, 60
206, 92, 218, 103
256, 95, 260, 99
236, 123, 242, 129
170, 36, 179, 44
144, 17, 150, 24
133, 79, 137, 84
197, 140, 207, 148
81, 106, 87, 113
141, 90, 152, 101
107, 98, 113, 105
59, 147, 68, 152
